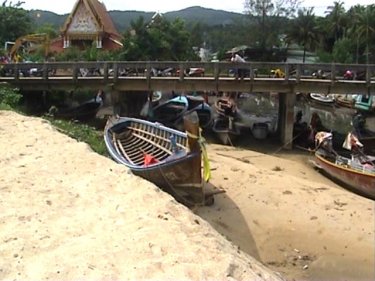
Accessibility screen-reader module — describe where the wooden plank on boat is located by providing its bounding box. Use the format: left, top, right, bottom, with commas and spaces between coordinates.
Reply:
117, 139, 135, 165
132, 131, 173, 155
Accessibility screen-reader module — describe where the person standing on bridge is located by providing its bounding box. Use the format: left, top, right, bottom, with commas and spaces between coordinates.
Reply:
231, 52, 246, 80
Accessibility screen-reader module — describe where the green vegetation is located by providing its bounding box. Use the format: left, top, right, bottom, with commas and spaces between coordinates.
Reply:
44, 118, 108, 156
119, 16, 198, 61
0, 85, 22, 110
0, 1, 33, 46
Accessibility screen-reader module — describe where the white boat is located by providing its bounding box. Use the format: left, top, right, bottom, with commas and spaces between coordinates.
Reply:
309, 93, 335, 104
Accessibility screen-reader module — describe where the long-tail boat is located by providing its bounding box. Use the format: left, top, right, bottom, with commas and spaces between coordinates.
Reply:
311, 132, 375, 200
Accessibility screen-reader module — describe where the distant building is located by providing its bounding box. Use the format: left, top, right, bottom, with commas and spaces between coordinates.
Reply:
50, 0, 123, 53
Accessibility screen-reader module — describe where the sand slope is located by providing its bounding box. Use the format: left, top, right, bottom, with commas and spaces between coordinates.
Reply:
0, 111, 283, 281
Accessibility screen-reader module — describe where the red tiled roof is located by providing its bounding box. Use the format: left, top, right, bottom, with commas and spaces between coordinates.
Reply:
88, 0, 121, 39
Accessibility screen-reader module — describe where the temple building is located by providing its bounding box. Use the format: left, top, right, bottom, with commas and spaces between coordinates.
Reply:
50, 0, 123, 53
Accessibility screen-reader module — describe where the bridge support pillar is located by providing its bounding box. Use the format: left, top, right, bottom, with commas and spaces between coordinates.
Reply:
112, 91, 149, 117
278, 92, 295, 149
111, 90, 121, 115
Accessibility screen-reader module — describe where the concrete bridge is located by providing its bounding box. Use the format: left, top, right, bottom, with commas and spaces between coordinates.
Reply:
1, 61, 374, 94
1, 61, 374, 148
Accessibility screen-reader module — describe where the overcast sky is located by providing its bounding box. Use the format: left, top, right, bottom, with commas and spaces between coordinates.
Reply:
22, 0, 373, 16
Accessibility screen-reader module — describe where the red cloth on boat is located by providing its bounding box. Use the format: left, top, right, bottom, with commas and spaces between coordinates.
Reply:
143, 154, 159, 166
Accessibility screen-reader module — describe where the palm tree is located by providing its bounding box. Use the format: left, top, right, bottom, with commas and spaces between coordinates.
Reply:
360, 5, 375, 64
347, 5, 366, 63
325, 1, 347, 42
286, 8, 318, 62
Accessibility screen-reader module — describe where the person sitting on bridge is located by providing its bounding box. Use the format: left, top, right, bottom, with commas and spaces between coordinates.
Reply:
231, 52, 246, 80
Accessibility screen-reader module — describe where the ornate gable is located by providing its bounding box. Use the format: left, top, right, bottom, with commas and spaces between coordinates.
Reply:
67, 2, 99, 34
57, 0, 123, 50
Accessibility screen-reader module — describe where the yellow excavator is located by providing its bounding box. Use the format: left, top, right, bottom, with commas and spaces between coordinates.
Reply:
9, 33, 50, 62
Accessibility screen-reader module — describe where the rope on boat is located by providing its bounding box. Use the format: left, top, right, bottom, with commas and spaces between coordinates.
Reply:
186, 128, 211, 182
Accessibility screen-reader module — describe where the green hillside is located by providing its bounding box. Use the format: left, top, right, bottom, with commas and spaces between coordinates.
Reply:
28, 6, 245, 33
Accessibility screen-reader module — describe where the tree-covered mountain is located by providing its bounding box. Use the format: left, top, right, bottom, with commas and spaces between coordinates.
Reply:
28, 6, 245, 33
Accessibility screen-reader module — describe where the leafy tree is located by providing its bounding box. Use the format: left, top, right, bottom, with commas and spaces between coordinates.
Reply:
0, 1, 33, 47
0, 85, 22, 109
349, 5, 375, 63
286, 8, 318, 62
244, 0, 301, 50
189, 22, 204, 48
346, 5, 367, 63
35, 23, 58, 39
119, 15, 197, 61
332, 37, 354, 63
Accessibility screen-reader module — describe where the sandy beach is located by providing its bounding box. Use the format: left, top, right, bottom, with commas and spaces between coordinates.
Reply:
0, 110, 374, 281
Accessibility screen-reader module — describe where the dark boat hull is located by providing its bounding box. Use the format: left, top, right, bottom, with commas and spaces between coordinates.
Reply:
53, 101, 102, 121
132, 153, 204, 202
148, 95, 213, 130
313, 152, 375, 200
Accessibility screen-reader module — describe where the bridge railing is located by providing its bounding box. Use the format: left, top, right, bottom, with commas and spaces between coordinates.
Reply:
1, 61, 374, 84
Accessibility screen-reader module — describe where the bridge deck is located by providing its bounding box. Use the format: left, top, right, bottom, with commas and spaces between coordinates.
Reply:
1, 61, 374, 94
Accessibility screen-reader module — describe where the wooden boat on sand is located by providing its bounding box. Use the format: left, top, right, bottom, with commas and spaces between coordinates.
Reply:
104, 112, 223, 206
313, 150, 375, 200
311, 132, 375, 200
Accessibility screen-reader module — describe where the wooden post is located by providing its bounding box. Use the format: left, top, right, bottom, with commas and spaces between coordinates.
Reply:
183, 110, 203, 204
111, 90, 121, 116
183, 111, 200, 154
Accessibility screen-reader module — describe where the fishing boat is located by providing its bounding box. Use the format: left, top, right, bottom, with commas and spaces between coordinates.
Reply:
212, 96, 241, 145
212, 117, 241, 145
104, 112, 223, 206
309, 93, 335, 105
151, 91, 162, 106
354, 94, 374, 112
49, 92, 103, 121
311, 132, 375, 200
146, 95, 213, 130
332, 132, 375, 156
334, 94, 357, 108
148, 95, 188, 128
